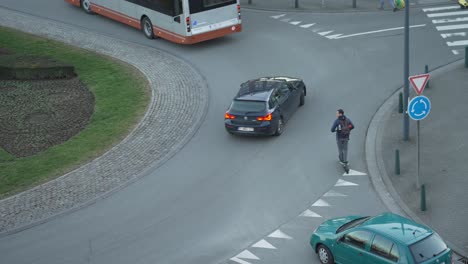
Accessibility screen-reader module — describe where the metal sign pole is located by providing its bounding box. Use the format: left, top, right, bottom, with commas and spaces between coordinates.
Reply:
417, 120, 420, 189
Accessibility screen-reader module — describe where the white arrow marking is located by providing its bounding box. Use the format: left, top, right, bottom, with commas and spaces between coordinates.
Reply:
423, 5, 459, 12
252, 239, 276, 249
344, 169, 367, 176
318, 30, 334, 36
447, 40, 468, 46
427, 10, 468, 18
230, 257, 252, 264
335, 179, 358, 186
235, 250, 260, 260
271, 14, 286, 19
441, 32, 467, 38
452, 49, 460, 55
300, 23, 316, 28
268, 229, 293, 239
324, 190, 347, 197
436, 24, 468, 31
335, 24, 425, 39
290, 21, 302, 25
433, 17, 468, 24
300, 209, 323, 218
312, 199, 330, 207
281, 18, 292, 22
326, 34, 343, 39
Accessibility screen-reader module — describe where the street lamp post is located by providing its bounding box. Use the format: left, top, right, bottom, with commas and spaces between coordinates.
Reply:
403, 0, 410, 141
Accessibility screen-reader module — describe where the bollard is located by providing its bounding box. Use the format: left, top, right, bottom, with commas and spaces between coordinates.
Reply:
295, 0, 299, 8
420, 184, 427, 211
395, 149, 400, 175
465, 47, 468, 68
248, 0, 252, 4
425, 65, 430, 88
398, 92, 403, 114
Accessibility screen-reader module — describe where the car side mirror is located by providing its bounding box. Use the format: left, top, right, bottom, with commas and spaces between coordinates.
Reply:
173, 16, 181, 23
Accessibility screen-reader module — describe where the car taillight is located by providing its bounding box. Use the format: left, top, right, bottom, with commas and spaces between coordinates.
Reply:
257, 113, 272, 121
186, 16, 191, 32
237, 4, 241, 20
225, 112, 236, 119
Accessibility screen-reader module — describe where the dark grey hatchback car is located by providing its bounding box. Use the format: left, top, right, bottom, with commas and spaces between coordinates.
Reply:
224, 77, 306, 136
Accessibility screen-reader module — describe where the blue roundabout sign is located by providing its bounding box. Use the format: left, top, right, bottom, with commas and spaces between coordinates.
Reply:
408, 96, 431, 121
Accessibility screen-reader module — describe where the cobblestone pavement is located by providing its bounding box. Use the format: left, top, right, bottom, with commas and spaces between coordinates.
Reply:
0, 7, 209, 235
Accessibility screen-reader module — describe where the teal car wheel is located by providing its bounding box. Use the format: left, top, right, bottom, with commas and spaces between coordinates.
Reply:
317, 244, 334, 264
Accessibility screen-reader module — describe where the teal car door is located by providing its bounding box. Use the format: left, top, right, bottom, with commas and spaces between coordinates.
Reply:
334, 230, 373, 264
365, 234, 402, 264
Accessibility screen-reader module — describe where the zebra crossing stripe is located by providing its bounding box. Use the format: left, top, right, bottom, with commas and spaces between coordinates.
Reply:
447, 40, 468, 46
268, 229, 293, 240
427, 10, 468, 18
271, 14, 286, 19
423, 5, 459, 12
441, 32, 467, 38
335, 179, 358, 186
324, 190, 347, 197
235, 250, 260, 260
300, 209, 322, 218
290, 21, 301, 25
252, 239, 276, 249
436, 24, 468, 31
312, 199, 330, 207
300, 23, 316, 28
433, 17, 468, 24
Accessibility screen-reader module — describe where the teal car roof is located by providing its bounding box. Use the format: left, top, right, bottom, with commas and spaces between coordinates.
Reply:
360, 213, 432, 245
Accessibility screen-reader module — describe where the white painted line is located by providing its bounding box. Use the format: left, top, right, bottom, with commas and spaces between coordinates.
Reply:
268, 229, 293, 240
452, 49, 461, 55
327, 34, 343, 39
432, 17, 468, 24
324, 190, 347, 197
436, 23, 468, 31
271, 14, 286, 19
427, 10, 468, 18
312, 199, 330, 207
335, 24, 426, 39
300, 209, 322, 218
281, 18, 292, 22
300, 23, 316, 28
236, 250, 260, 260
290, 21, 301, 25
318, 30, 334, 36
423, 5, 459, 12
252, 239, 276, 249
230, 257, 251, 264
441, 32, 467, 38
335, 179, 359, 186
312, 28, 322, 33
447, 40, 468, 46
344, 169, 367, 176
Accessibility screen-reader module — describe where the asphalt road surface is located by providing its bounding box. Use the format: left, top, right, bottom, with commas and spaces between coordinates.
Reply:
0, 1, 461, 263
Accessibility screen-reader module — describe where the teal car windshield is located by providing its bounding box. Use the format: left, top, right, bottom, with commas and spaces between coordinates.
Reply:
410, 233, 447, 263
336, 216, 371, 233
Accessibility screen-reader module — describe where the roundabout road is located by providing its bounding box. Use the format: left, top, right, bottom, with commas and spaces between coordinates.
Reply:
0, 1, 461, 263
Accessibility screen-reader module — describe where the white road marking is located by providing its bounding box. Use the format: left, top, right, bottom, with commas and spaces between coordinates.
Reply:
268, 229, 293, 239
271, 14, 286, 19
300, 209, 322, 218
235, 250, 260, 260
432, 17, 468, 24
447, 40, 468, 46
252, 239, 276, 249
335, 24, 426, 39
290, 21, 302, 25
230, 257, 252, 264
436, 23, 468, 31
344, 169, 367, 176
327, 34, 343, 39
324, 190, 347, 197
312, 199, 330, 207
453, 49, 461, 55
312, 28, 322, 32
427, 10, 468, 18
300, 23, 316, 28
318, 30, 334, 36
335, 179, 358, 186
281, 18, 292, 22
423, 5, 459, 12
441, 32, 467, 38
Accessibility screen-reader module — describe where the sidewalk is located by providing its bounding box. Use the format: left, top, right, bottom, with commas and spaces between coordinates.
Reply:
368, 59, 468, 259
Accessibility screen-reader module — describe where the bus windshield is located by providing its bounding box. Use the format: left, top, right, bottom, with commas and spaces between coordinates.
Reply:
189, 0, 237, 13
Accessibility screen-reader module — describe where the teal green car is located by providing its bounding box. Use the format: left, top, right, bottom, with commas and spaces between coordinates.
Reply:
310, 213, 452, 264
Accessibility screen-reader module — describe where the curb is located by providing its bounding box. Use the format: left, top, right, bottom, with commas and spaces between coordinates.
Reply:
365, 59, 468, 258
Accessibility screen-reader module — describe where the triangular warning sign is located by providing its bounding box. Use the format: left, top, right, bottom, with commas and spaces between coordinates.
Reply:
409, 74, 430, 95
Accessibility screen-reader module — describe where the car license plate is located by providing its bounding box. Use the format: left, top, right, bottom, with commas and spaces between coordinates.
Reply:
238, 127, 254, 132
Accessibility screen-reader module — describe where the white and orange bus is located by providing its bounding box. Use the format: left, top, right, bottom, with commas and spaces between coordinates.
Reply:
65, 0, 242, 44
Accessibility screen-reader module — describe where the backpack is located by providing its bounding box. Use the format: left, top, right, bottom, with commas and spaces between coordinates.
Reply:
340, 118, 351, 137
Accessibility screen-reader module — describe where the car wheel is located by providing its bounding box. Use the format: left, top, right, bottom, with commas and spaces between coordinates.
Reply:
81, 0, 93, 14
141, 17, 154, 39
299, 90, 305, 106
317, 245, 334, 264
274, 118, 284, 136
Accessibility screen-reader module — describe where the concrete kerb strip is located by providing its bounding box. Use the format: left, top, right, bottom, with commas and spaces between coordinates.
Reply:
0, 7, 209, 236
365, 59, 468, 258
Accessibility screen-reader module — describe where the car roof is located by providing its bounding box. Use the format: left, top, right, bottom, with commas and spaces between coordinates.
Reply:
359, 213, 433, 245
236, 76, 303, 101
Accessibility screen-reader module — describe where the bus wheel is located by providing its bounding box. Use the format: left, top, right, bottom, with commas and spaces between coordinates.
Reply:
141, 17, 154, 39
81, 0, 93, 14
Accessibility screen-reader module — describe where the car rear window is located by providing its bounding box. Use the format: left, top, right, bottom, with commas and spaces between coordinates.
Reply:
410, 233, 447, 263
230, 100, 266, 113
